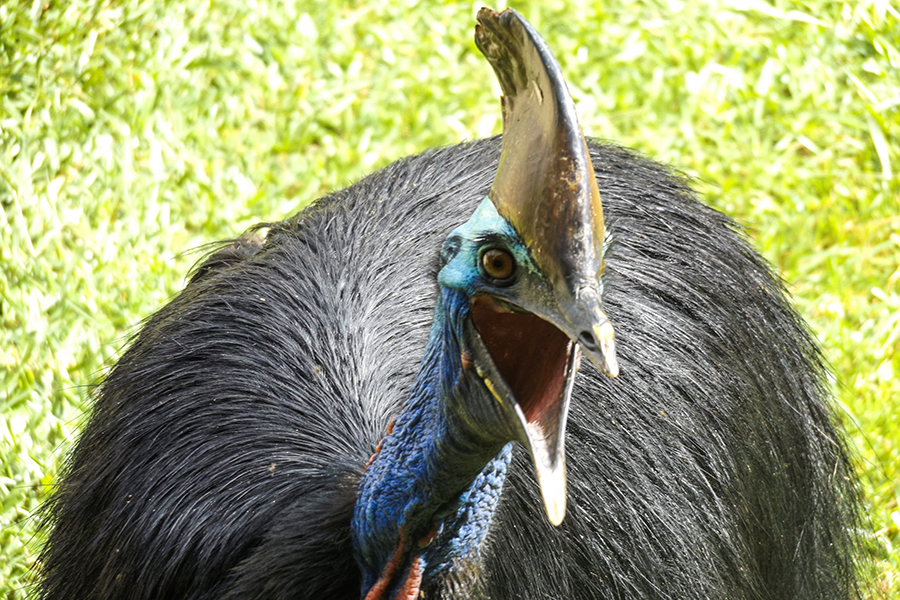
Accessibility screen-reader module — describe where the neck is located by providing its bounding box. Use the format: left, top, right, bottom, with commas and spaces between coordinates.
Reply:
351, 289, 511, 599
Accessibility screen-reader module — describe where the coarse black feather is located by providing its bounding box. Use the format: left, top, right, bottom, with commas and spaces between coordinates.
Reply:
37, 137, 861, 599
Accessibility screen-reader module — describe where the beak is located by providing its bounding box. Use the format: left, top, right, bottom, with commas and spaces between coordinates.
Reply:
464, 297, 578, 526
473, 8, 618, 524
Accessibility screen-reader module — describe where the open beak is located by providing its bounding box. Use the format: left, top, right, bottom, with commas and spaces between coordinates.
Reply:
472, 8, 618, 525
465, 296, 578, 525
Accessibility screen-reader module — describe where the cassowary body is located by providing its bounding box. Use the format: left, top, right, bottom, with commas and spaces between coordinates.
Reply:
38, 9, 860, 600
39, 139, 860, 599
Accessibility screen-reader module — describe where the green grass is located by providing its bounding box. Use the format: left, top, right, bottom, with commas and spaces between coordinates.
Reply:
1, 0, 897, 597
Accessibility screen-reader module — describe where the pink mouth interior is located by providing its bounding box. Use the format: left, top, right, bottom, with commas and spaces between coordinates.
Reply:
470, 296, 572, 434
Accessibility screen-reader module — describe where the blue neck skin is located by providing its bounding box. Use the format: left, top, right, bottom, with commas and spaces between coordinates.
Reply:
351, 286, 512, 598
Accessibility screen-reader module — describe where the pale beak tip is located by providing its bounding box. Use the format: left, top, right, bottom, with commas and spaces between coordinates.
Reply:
592, 321, 619, 378
536, 460, 567, 526
603, 354, 619, 378
546, 499, 566, 526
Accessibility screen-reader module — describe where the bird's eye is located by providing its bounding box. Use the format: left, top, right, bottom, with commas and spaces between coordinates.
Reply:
481, 248, 515, 282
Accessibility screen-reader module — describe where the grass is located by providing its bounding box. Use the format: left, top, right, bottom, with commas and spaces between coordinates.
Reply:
1, 0, 897, 597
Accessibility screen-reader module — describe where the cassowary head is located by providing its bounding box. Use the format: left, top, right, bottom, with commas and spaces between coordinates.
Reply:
353, 7, 618, 599
442, 8, 618, 524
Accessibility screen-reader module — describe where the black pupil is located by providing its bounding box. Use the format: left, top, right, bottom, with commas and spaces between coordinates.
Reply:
485, 250, 512, 279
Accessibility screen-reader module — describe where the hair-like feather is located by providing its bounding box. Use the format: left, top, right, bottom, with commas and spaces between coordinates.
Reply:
37, 137, 860, 599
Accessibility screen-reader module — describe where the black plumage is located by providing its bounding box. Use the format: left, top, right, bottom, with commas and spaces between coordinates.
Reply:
37, 137, 861, 599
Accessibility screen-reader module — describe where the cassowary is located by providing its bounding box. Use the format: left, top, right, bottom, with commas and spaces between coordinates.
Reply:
38, 8, 861, 600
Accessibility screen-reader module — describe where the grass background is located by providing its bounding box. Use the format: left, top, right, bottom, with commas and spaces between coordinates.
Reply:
1, 0, 897, 597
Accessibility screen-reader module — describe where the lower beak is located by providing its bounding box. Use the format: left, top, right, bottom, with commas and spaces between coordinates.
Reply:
466, 296, 583, 526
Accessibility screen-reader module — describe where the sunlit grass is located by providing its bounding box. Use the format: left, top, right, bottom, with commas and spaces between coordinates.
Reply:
1, 0, 897, 597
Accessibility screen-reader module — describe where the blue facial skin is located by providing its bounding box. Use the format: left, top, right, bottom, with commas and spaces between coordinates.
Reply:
351, 198, 552, 598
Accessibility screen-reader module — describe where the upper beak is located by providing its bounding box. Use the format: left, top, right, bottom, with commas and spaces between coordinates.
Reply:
473, 7, 618, 525
568, 286, 619, 378
475, 7, 617, 380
